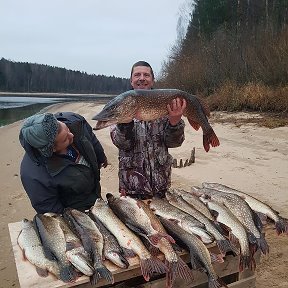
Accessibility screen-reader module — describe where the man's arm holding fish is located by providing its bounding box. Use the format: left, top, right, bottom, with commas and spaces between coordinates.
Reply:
163, 98, 186, 148
110, 98, 186, 150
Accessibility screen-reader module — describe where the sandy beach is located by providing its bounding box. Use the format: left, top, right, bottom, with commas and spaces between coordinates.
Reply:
0, 102, 287, 288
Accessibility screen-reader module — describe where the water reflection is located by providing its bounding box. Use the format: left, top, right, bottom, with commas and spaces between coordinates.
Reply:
0, 103, 53, 126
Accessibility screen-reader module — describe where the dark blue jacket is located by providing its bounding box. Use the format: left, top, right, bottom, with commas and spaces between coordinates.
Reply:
19, 112, 107, 214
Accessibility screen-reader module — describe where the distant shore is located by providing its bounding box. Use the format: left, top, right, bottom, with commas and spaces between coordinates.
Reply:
0, 91, 115, 98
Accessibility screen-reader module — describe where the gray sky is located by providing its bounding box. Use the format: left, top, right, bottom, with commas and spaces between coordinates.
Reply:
0, 0, 190, 79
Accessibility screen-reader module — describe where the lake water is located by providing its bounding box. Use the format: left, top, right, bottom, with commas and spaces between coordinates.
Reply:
0, 94, 113, 127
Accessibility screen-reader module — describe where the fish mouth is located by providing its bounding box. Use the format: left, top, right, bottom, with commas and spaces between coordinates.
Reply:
93, 120, 118, 130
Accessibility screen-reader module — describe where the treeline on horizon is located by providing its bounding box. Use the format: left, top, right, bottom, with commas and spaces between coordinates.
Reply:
0, 58, 130, 94
157, 0, 288, 113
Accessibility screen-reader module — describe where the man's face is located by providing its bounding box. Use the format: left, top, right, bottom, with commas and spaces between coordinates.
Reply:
130, 66, 154, 90
53, 121, 74, 153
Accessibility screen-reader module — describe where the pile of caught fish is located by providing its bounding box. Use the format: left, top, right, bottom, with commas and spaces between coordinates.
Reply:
17, 183, 288, 288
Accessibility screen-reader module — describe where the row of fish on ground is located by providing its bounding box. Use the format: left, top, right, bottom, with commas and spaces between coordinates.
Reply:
17, 183, 288, 288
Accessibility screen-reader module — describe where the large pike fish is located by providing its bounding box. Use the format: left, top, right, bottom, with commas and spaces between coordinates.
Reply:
192, 186, 269, 256
165, 191, 239, 256
202, 182, 288, 235
17, 218, 60, 279
90, 198, 167, 282
34, 214, 78, 283
159, 217, 228, 288
149, 197, 214, 244
92, 89, 220, 152
170, 188, 214, 220
89, 212, 129, 269
44, 213, 94, 277
63, 208, 113, 285
106, 194, 193, 287
200, 198, 256, 272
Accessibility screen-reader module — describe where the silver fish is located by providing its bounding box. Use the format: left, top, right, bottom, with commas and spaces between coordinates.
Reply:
63, 208, 113, 285
89, 211, 129, 269
192, 186, 269, 256
159, 217, 228, 288
106, 194, 193, 288
34, 214, 77, 283
92, 89, 220, 152
149, 197, 214, 244
17, 218, 60, 279
170, 188, 214, 220
91, 198, 167, 282
202, 182, 288, 235
165, 191, 239, 256
44, 213, 94, 277
200, 198, 256, 272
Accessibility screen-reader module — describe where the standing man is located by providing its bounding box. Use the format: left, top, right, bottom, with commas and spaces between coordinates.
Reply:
110, 61, 186, 199
19, 112, 107, 213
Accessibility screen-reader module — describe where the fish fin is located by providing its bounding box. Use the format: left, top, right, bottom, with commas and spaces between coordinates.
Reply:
66, 241, 77, 251
210, 252, 225, 263
35, 266, 49, 277
275, 217, 288, 235
208, 276, 229, 288
187, 118, 201, 131
255, 212, 268, 225
257, 235, 269, 255
121, 247, 136, 258
172, 242, 185, 253
197, 97, 211, 117
140, 257, 167, 282
216, 239, 239, 256
239, 254, 256, 272
125, 222, 147, 238
59, 264, 77, 283
229, 233, 239, 245
189, 253, 203, 270
252, 211, 264, 232
166, 257, 193, 287
90, 265, 114, 285
203, 129, 220, 152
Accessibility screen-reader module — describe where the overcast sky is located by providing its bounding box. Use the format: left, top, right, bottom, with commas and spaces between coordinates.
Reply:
0, 0, 190, 79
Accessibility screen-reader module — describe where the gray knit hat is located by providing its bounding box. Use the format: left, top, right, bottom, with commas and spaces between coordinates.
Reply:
21, 113, 59, 157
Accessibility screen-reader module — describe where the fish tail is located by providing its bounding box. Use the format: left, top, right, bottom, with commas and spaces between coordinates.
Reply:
165, 257, 193, 288
203, 129, 220, 152
59, 264, 77, 283
210, 252, 225, 263
188, 118, 201, 131
216, 239, 239, 256
139, 257, 167, 282
239, 254, 256, 272
257, 236, 269, 255
149, 233, 175, 245
275, 217, 288, 235
90, 265, 114, 285
208, 276, 228, 288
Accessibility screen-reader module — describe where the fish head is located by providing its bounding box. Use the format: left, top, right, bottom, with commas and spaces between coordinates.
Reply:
92, 93, 138, 130
106, 193, 117, 202
21, 218, 33, 229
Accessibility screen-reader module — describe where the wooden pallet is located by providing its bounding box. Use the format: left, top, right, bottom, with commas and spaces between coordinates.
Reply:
8, 221, 259, 288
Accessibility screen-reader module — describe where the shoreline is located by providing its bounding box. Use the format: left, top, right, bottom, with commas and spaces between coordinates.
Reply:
0, 91, 115, 98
